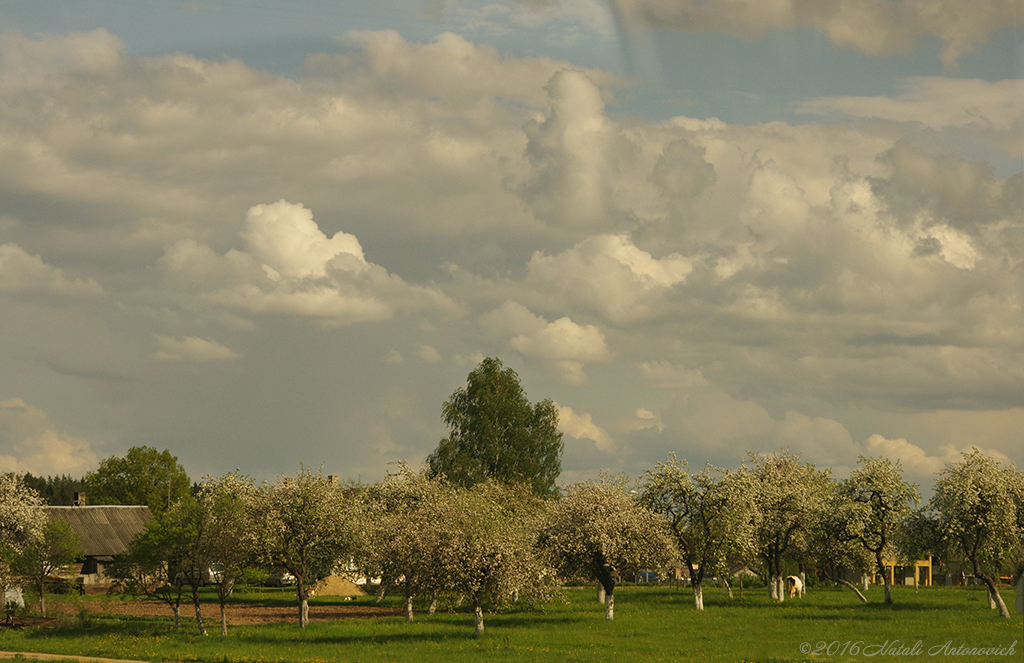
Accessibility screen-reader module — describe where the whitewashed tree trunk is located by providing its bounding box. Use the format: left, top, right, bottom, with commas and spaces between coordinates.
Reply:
721, 577, 733, 599
194, 600, 207, 636
605, 592, 614, 620
428, 590, 438, 615
220, 603, 227, 636
863, 574, 869, 591
800, 572, 806, 596
473, 597, 484, 638
597, 585, 606, 603
769, 574, 778, 600
172, 605, 181, 630
693, 582, 704, 611
299, 597, 309, 628
777, 576, 785, 602
405, 595, 414, 622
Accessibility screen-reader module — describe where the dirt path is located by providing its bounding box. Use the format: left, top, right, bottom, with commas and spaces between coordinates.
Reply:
0, 652, 150, 663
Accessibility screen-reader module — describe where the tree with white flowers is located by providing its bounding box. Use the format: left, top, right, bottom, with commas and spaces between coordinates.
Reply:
0, 474, 46, 614
838, 456, 919, 605
930, 450, 1024, 619
196, 472, 258, 635
250, 468, 356, 628
540, 475, 674, 620
742, 451, 831, 602
806, 481, 875, 602
641, 455, 755, 611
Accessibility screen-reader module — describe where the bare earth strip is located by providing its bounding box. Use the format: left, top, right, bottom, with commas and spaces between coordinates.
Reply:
44, 599, 400, 625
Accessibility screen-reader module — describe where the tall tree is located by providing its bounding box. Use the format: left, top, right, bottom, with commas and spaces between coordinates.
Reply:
742, 450, 831, 602
119, 503, 191, 629
540, 475, 674, 620
807, 480, 875, 603
426, 358, 563, 498
250, 468, 355, 628
12, 518, 84, 617
930, 450, 1023, 619
86, 446, 190, 516
641, 455, 755, 611
838, 456, 919, 605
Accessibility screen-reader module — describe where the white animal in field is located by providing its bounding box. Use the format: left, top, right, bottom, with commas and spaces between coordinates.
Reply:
786, 575, 804, 597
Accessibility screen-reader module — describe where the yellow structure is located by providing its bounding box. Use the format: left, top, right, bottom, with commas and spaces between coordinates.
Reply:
881, 558, 932, 586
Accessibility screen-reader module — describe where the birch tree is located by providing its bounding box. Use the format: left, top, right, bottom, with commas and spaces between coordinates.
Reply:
0, 474, 45, 614
742, 451, 830, 602
641, 455, 754, 610
251, 468, 355, 628
838, 456, 919, 605
540, 476, 674, 620
930, 450, 1023, 618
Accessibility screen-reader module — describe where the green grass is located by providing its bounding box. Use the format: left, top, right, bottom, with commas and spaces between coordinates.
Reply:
2, 584, 1022, 662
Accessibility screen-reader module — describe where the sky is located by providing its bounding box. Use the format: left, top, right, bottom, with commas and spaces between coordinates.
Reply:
0, 0, 1021, 493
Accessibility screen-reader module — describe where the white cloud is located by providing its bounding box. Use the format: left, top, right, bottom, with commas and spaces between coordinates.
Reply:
154, 335, 239, 362
556, 402, 615, 452
638, 361, 707, 390
609, 0, 1021, 71
480, 301, 611, 384
160, 201, 456, 325
800, 77, 1023, 131
861, 434, 1013, 479
527, 234, 692, 323
0, 398, 99, 476
0, 243, 102, 296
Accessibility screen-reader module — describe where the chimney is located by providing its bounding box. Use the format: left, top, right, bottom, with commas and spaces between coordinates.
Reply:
73, 491, 86, 507
327, 475, 339, 485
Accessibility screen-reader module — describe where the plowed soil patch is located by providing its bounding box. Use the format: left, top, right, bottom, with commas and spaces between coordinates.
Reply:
45, 599, 399, 625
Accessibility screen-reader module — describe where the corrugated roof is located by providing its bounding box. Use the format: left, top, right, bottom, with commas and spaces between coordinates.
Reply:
47, 506, 153, 557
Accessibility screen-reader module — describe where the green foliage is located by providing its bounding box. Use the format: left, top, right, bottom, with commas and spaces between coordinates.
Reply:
426, 358, 563, 498
12, 518, 85, 617
20, 473, 87, 506
85, 446, 190, 516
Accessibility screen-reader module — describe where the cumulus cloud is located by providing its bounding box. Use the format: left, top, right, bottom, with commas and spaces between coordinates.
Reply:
0, 398, 99, 476
861, 433, 1013, 479
161, 200, 456, 325
556, 402, 616, 452
154, 335, 239, 362
520, 69, 618, 227
526, 234, 692, 323
609, 0, 1021, 72
480, 300, 611, 384
0, 243, 102, 296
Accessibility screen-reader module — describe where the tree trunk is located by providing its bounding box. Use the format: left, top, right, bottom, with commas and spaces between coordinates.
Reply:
172, 603, 181, 630
193, 594, 207, 636
722, 576, 733, 599
823, 571, 868, 603
769, 573, 778, 600
777, 576, 785, 602
605, 591, 614, 620
38, 578, 46, 618
597, 585, 606, 603
875, 553, 892, 605
428, 589, 438, 615
978, 573, 1009, 618
863, 573, 869, 592
693, 580, 704, 611
297, 581, 309, 628
473, 594, 484, 638
799, 571, 806, 596
405, 594, 414, 622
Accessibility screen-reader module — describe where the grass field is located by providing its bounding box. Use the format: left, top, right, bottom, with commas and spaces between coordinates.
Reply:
2, 584, 1022, 662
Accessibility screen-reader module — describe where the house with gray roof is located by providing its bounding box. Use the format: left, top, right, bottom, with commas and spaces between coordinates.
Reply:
46, 503, 152, 587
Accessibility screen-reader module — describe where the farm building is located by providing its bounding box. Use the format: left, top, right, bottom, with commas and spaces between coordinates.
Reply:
46, 500, 152, 588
